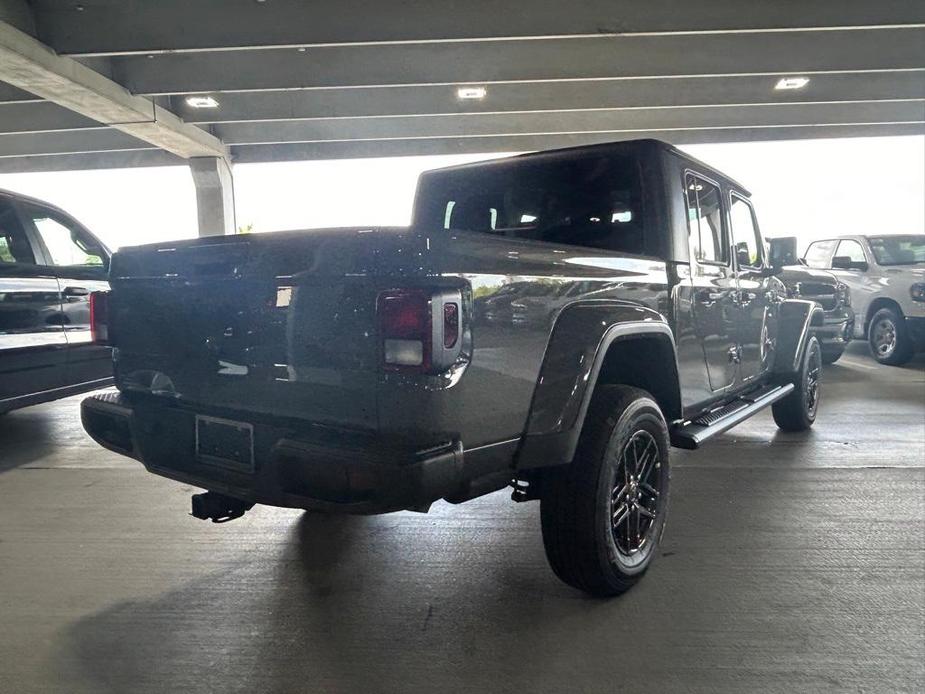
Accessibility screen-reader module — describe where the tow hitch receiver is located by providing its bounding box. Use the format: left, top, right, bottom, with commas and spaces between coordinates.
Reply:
190, 492, 254, 523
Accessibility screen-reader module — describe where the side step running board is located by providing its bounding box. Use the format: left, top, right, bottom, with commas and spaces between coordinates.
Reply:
670, 383, 795, 450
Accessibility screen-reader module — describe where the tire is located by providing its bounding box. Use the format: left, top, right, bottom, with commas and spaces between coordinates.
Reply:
868, 307, 914, 366
821, 345, 844, 365
772, 334, 822, 432
540, 385, 670, 597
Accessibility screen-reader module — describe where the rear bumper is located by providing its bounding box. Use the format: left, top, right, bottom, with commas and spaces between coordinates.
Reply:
81, 392, 467, 514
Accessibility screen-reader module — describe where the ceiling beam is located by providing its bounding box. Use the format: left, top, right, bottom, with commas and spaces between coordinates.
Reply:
29, 0, 925, 56
172, 73, 925, 124
0, 100, 105, 134
94, 29, 925, 95
0, 128, 158, 158
0, 148, 183, 173
0, 82, 41, 103
1, 123, 920, 173
228, 124, 925, 163
212, 102, 925, 146
0, 20, 228, 159
5, 101, 917, 161
0, 0, 34, 35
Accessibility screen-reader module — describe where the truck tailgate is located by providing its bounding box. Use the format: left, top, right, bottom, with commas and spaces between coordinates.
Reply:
109, 229, 381, 428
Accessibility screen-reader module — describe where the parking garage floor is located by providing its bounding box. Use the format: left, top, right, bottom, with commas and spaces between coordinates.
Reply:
1, 342, 923, 693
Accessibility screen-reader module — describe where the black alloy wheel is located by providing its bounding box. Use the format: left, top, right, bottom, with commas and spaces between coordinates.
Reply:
772, 334, 822, 432
541, 385, 671, 596
610, 430, 662, 558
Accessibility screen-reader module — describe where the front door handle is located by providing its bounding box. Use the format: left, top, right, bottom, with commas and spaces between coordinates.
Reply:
62, 286, 90, 297
697, 290, 724, 306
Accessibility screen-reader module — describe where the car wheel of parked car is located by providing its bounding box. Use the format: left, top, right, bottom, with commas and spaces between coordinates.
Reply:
772, 335, 821, 432
821, 346, 844, 365
868, 307, 914, 366
540, 385, 670, 597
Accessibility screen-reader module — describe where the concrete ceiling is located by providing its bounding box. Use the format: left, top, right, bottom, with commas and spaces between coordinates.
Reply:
0, 0, 923, 172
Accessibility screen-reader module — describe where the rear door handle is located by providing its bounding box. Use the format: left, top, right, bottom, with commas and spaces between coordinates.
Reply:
62, 286, 90, 297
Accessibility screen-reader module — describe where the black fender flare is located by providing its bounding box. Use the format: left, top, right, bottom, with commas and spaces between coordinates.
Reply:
773, 299, 825, 376
515, 301, 678, 470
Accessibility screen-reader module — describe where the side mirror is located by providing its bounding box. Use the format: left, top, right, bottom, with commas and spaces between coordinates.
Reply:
768, 237, 798, 268
832, 256, 868, 272
735, 245, 751, 267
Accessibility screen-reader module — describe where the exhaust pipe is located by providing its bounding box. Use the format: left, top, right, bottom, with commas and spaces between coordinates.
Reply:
191, 492, 254, 523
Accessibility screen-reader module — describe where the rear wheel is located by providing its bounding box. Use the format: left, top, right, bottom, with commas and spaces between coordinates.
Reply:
868, 307, 914, 366
772, 335, 821, 432
540, 386, 670, 597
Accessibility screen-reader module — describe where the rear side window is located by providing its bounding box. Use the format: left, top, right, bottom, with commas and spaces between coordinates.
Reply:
868, 235, 925, 265
415, 154, 646, 255
685, 174, 727, 264
803, 240, 837, 268
0, 198, 35, 265
21, 203, 106, 270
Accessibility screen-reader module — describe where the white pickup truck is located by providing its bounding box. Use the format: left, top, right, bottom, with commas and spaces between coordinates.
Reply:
802, 234, 925, 365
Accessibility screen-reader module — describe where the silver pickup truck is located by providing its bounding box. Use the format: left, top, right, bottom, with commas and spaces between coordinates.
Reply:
804, 234, 925, 365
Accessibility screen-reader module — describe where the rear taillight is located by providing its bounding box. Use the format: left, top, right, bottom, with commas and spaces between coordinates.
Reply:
378, 289, 432, 371
377, 288, 464, 373
89, 290, 109, 344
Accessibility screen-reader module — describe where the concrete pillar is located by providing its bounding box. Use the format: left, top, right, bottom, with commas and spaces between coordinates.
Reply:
189, 156, 236, 237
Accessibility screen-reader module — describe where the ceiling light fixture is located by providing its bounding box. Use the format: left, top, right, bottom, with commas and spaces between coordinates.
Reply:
774, 77, 810, 91
456, 86, 487, 100
185, 95, 220, 109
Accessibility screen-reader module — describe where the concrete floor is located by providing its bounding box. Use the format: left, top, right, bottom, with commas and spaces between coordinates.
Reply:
1, 342, 923, 693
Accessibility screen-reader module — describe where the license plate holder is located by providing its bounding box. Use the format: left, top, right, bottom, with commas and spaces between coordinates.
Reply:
195, 415, 255, 473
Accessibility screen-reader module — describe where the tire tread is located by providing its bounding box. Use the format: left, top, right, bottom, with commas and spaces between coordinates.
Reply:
541, 385, 663, 596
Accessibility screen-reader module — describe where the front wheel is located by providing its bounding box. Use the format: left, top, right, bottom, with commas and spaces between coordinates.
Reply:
540, 386, 670, 597
772, 335, 822, 432
869, 307, 914, 366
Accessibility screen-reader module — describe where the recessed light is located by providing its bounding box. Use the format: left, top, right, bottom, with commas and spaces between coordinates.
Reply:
185, 95, 220, 109
456, 86, 487, 100
774, 77, 810, 91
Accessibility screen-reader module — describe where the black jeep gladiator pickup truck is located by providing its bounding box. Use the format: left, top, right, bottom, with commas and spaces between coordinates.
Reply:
82, 139, 824, 596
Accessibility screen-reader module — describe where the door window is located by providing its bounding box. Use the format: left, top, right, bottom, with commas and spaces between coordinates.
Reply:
729, 195, 762, 269
0, 198, 35, 265
834, 239, 866, 264
21, 204, 106, 270
803, 240, 837, 268
685, 174, 727, 264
